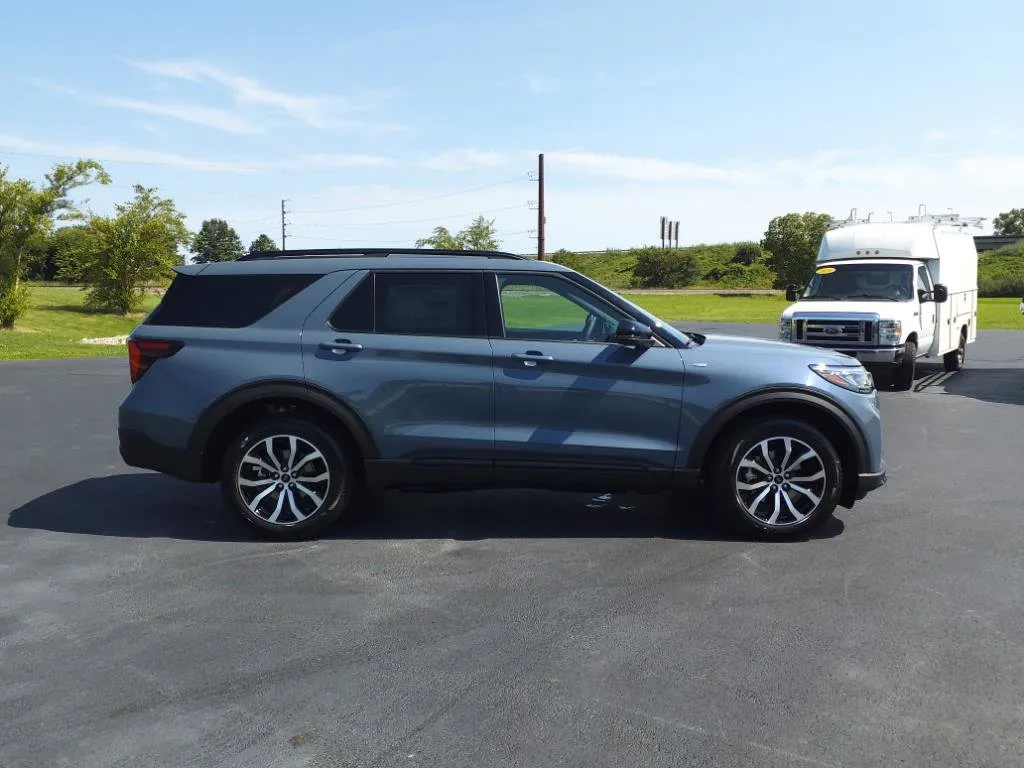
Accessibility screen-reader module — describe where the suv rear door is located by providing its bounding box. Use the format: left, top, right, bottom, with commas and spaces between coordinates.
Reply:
486, 271, 686, 490
301, 269, 495, 484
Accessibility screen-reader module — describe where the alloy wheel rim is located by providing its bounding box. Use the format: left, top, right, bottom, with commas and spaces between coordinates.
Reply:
237, 434, 333, 526
734, 436, 827, 527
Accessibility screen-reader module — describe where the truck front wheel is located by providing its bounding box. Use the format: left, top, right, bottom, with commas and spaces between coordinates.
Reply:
893, 340, 917, 391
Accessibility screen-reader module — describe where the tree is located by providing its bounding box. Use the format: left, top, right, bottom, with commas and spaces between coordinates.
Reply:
59, 185, 191, 315
993, 209, 1024, 237
760, 212, 833, 288
248, 233, 278, 254
0, 160, 110, 327
190, 218, 244, 264
415, 215, 501, 250
631, 247, 700, 288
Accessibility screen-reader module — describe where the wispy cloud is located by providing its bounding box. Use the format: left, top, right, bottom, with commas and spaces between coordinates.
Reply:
527, 75, 563, 94
924, 130, 947, 143
542, 150, 760, 184
30, 78, 262, 135
0, 134, 395, 173
127, 59, 402, 131
421, 148, 509, 172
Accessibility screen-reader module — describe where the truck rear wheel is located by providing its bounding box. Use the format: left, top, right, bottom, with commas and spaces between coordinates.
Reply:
893, 340, 916, 391
943, 329, 966, 372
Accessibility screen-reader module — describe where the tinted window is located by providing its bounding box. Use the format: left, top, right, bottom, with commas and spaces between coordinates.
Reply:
375, 272, 485, 337
497, 273, 625, 342
328, 274, 373, 332
146, 273, 322, 328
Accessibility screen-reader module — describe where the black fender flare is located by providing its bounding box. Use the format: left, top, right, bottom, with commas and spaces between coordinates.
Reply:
187, 379, 379, 460
685, 386, 869, 473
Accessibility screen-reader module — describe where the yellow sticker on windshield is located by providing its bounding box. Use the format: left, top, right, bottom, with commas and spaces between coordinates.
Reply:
816, 266, 836, 274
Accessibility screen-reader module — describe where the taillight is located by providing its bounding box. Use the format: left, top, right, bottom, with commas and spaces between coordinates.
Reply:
127, 338, 184, 383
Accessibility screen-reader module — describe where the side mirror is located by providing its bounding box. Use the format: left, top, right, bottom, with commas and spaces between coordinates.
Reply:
785, 284, 801, 302
931, 284, 948, 303
610, 318, 655, 348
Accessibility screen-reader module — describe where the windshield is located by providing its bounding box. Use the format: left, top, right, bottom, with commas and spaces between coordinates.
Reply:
801, 262, 914, 302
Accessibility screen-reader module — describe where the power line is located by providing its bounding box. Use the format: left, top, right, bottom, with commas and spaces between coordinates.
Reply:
289, 203, 528, 228
289, 229, 533, 244
299, 177, 528, 214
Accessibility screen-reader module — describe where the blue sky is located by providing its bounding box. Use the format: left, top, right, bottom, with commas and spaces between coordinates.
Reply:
2, 0, 1022, 255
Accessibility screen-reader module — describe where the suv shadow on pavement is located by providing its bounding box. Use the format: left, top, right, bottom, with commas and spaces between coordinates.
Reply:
6, 473, 845, 543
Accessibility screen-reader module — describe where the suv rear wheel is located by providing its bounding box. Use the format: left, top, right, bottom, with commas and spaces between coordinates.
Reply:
220, 416, 355, 539
708, 418, 841, 539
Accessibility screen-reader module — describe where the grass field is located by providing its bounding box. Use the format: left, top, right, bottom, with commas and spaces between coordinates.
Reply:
1, 285, 1021, 361
0, 285, 160, 361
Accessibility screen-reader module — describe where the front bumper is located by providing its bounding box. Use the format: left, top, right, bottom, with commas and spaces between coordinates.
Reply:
791, 342, 903, 365
855, 463, 887, 500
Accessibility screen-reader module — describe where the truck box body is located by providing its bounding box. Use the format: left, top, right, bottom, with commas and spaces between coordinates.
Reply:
779, 215, 980, 387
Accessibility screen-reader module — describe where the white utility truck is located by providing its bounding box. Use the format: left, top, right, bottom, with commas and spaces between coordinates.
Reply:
778, 211, 980, 390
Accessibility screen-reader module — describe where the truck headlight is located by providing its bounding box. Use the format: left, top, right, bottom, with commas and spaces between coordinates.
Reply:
779, 318, 793, 341
810, 363, 875, 394
878, 319, 902, 345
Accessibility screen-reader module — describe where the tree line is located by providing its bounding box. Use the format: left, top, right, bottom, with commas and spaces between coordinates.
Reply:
0, 159, 280, 328
4, 157, 1023, 330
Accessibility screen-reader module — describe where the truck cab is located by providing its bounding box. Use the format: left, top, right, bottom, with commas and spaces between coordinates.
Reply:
779, 214, 980, 390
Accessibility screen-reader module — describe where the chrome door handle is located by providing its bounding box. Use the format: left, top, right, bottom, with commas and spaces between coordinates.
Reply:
320, 339, 364, 354
511, 352, 554, 367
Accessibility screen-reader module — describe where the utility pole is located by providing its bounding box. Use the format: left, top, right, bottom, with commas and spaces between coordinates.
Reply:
281, 199, 289, 250
537, 153, 545, 261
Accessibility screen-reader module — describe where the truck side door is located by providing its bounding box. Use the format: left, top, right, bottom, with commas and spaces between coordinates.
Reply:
916, 265, 937, 354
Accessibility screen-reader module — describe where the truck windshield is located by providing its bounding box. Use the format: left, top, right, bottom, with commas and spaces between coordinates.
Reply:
801, 262, 914, 301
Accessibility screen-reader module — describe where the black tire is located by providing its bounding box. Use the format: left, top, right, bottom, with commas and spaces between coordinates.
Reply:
707, 418, 842, 539
220, 416, 357, 540
943, 329, 966, 372
893, 340, 917, 391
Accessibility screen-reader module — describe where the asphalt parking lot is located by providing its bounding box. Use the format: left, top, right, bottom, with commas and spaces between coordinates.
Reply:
3, 323, 1024, 768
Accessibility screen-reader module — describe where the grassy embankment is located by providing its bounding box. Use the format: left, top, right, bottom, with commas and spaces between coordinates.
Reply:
1, 284, 1021, 362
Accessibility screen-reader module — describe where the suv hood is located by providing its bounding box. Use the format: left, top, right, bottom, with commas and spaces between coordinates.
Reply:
698, 332, 859, 367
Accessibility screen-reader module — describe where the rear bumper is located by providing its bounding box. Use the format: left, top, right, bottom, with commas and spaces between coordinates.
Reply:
118, 428, 206, 482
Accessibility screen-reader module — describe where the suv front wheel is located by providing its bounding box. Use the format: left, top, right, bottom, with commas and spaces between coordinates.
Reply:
220, 416, 355, 539
707, 418, 841, 539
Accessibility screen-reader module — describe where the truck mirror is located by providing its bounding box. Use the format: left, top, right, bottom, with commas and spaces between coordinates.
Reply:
932, 284, 948, 303
785, 284, 800, 302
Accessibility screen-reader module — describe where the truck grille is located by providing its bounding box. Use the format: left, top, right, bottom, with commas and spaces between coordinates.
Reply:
794, 319, 874, 344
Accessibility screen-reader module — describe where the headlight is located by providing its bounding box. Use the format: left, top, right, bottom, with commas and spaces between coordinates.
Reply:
810, 363, 875, 394
779, 318, 793, 341
878, 319, 902, 345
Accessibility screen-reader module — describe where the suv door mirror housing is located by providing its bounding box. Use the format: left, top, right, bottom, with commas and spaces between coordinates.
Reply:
931, 283, 948, 303
785, 284, 801, 302
610, 318, 656, 348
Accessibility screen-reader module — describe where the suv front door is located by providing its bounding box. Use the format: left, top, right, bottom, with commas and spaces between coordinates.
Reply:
301, 269, 495, 484
487, 271, 686, 490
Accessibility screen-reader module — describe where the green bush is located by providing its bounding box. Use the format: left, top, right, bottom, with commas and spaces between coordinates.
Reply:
631, 247, 700, 288
0, 282, 30, 329
552, 242, 777, 289
978, 243, 1024, 297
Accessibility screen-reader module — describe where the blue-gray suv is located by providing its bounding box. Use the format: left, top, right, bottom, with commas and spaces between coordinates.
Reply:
118, 248, 887, 540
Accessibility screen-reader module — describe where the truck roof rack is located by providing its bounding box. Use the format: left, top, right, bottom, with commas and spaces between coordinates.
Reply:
239, 247, 527, 261
828, 206, 987, 231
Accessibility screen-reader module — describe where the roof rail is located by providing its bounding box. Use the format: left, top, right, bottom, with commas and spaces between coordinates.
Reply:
238, 247, 527, 261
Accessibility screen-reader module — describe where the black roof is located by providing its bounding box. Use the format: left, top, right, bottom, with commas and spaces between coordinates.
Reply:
240, 247, 527, 262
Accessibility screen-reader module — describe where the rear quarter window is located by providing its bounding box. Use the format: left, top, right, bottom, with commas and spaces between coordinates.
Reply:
145, 273, 323, 328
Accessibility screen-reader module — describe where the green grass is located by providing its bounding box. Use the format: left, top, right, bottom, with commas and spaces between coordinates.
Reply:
2, 286, 1022, 362
0, 285, 159, 361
